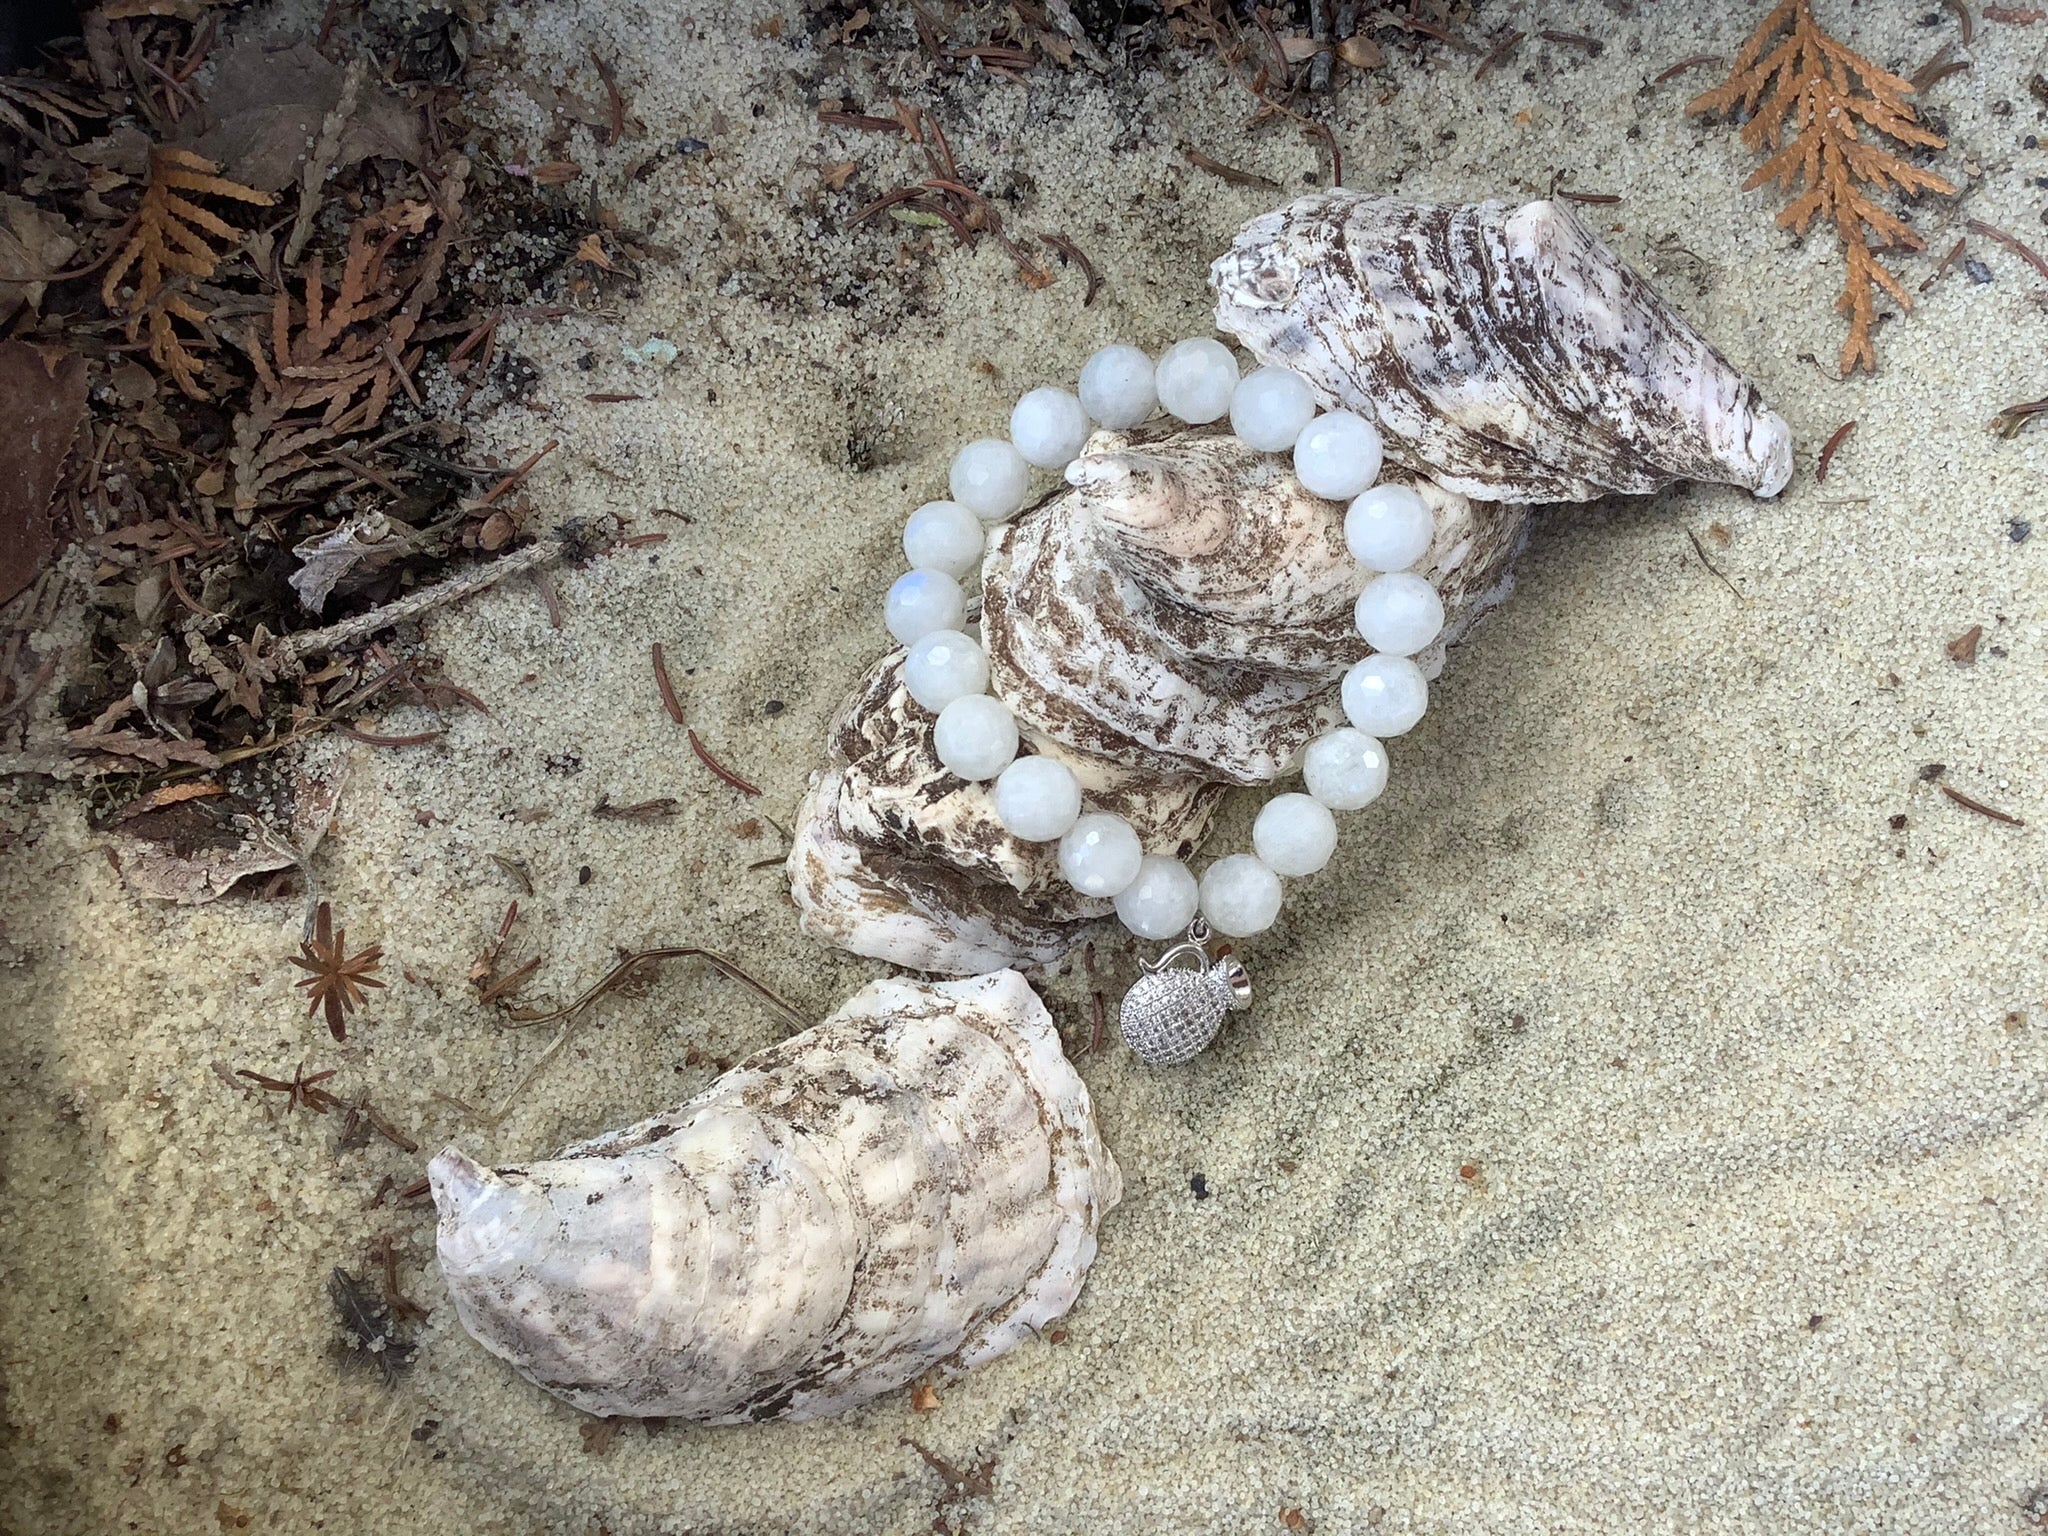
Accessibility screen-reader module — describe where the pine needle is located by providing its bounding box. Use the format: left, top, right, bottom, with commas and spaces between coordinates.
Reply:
1690, 0, 1955, 375
101, 145, 274, 399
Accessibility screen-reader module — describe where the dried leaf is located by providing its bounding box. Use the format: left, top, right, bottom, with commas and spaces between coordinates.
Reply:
573, 232, 613, 270
530, 160, 580, 184
0, 194, 79, 324
910, 1381, 941, 1412
820, 159, 859, 191
185, 39, 425, 194
1946, 623, 1983, 663
1690, 0, 1957, 374
289, 512, 404, 614
0, 343, 88, 605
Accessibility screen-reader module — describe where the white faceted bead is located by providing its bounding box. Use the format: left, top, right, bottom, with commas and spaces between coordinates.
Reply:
1345, 483, 1435, 572
903, 500, 985, 581
902, 629, 989, 713
1058, 812, 1144, 897
1229, 366, 1317, 452
992, 756, 1082, 842
1154, 338, 1239, 425
1293, 410, 1384, 500
1253, 793, 1338, 877
1341, 654, 1429, 737
1078, 343, 1157, 429
1198, 854, 1284, 938
1354, 571, 1445, 657
1115, 855, 1199, 939
1302, 728, 1389, 811
1010, 387, 1091, 469
933, 694, 1018, 781
950, 438, 1031, 522
885, 569, 966, 645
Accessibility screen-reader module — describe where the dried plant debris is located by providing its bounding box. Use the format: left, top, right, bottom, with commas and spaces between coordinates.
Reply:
101, 145, 274, 399
328, 1266, 416, 1383
100, 735, 347, 904
290, 900, 385, 1041
0, 342, 87, 605
0, 7, 599, 791
1690, 0, 1955, 374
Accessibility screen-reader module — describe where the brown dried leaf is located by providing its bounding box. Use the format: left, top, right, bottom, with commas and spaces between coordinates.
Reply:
910, 1381, 940, 1412
0, 194, 79, 324
1946, 624, 1983, 664
530, 161, 580, 184
186, 39, 425, 194
820, 159, 858, 191
0, 343, 88, 605
1690, 0, 1956, 374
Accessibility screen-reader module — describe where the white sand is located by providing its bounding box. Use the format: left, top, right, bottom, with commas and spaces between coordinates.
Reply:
5, 2, 2046, 1532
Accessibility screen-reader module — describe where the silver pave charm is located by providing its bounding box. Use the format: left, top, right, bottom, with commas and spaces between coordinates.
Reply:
1117, 919, 1253, 1067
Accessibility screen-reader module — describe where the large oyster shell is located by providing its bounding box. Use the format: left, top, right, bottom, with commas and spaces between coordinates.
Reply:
1212, 193, 1793, 502
431, 970, 1120, 1423
789, 427, 1527, 973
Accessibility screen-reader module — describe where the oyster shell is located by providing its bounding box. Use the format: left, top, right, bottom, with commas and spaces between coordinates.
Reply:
983, 426, 1525, 785
789, 425, 1526, 974
431, 969, 1120, 1423
1212, 193, 1793, 502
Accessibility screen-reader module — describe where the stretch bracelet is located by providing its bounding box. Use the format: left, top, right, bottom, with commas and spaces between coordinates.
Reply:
881, 340, 1445, 1063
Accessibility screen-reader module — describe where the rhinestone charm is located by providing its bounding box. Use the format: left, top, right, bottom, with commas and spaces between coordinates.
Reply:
1118, 920, 1253, 1067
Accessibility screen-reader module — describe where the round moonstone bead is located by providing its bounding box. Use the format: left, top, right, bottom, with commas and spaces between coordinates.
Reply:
1345, 483, 1434, 572
1354, 571, 1445, 657
1199, 854, 1284, 937
1154, 338, 1239, 425
903, 629, 989, 713
932, 694, 1018, 781
1342, 653, 1429, 737
992, 755, 1082, 842
1010, 387, 1091, 469
885, 569, 965, 645
1229, 366, 1317, 452
950, 438, 1031, 522
1252, 793, 1339, 877
1302, 727, 1389, 811
902, 500, 985, 581
1115, 855, 1199, 939
1293, 410, 1384, 500
1078, 343, 1157, 429
1058, 811, 1144, 897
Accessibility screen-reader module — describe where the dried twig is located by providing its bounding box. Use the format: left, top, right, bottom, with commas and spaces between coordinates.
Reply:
1964, 219, 2048, 283
485, 947, 810, 1122
650, 642, 685, 724
1816, 420, 1856, 482
1940, 784, 2025, 826
1183, 147, 1282, 192
275, 538, 568, 665
689, 729, 761, 795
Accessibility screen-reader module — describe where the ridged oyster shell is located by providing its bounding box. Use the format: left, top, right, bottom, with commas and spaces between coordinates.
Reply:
789, 424, 1527, 974
983, 426, 1525, 785
1212, 193, 1793, 503
430, 970, 1120, 1423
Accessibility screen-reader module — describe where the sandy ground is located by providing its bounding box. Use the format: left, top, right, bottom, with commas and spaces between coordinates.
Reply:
5, 1, 2048, 1532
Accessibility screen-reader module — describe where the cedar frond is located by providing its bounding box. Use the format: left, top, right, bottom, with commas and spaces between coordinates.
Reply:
229, 182, 460, 509
101, 145, 274, 399
1690, 0, 1956, 375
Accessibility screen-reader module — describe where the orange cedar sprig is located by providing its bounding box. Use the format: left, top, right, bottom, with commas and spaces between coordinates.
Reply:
1690, 0, 1955, 375
101, 145, 274, 399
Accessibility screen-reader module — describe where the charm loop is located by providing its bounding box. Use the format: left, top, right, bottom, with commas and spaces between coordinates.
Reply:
1117, 921, 1253, 1068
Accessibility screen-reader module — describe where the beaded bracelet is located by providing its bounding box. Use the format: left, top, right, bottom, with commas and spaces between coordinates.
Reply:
881, 339, 1445, 1064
